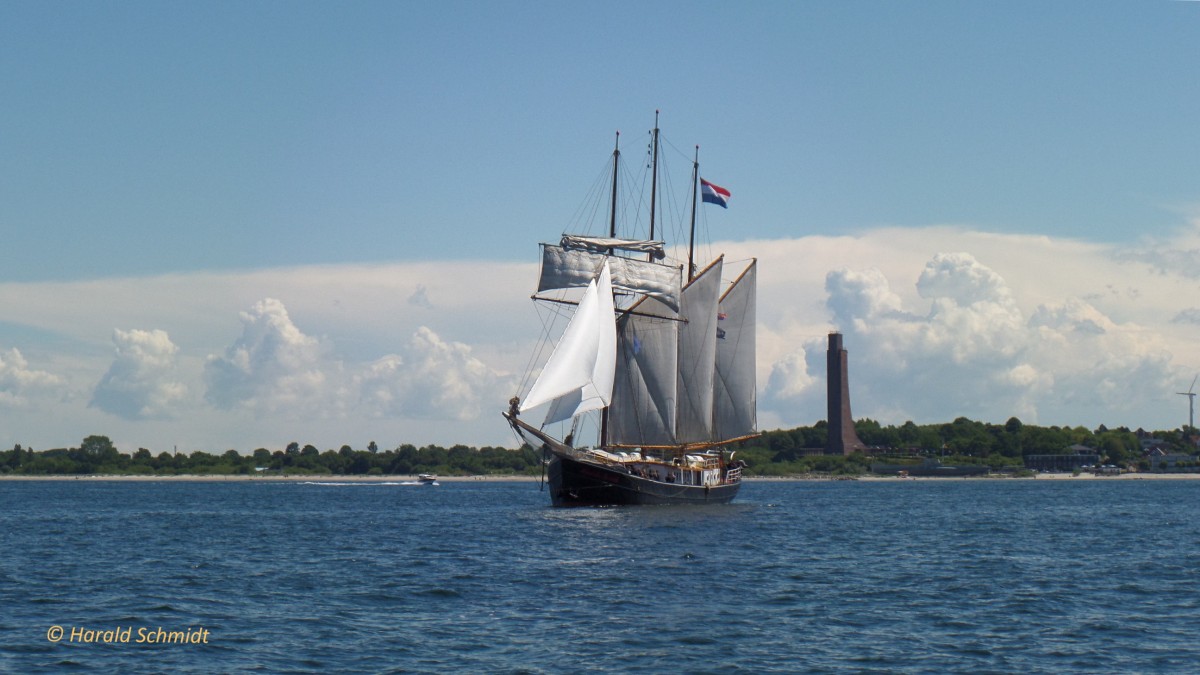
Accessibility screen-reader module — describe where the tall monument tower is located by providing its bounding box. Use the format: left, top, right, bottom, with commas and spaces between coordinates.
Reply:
826, 332, 866, 456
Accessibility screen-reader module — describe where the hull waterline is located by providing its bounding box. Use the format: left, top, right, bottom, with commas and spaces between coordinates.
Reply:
547, 449, 740, 507
506, 412, 742, 507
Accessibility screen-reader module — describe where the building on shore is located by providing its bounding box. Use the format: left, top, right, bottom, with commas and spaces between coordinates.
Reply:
1024, 445, 1100, 472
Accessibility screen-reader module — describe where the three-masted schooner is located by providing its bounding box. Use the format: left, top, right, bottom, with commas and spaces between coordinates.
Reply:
504, 118, 757, 506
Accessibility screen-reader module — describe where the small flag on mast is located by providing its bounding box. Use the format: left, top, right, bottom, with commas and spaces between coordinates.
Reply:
700, 178, 730, 208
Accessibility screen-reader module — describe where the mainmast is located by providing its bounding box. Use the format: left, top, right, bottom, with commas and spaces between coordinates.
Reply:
687, 145, 699, 282
608, 131, 620, 240
647, 110, 660, 260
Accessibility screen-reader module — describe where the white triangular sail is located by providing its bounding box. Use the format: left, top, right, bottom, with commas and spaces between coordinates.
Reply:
521, 261, 617, 425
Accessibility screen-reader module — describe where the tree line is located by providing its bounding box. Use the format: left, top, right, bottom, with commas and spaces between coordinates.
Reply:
1, 436, 544, 477
743, 417, 1197, 475
1, 417, 1195, 477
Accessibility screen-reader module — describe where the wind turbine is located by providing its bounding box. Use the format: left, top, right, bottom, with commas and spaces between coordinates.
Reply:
1178, 375, 1197, 431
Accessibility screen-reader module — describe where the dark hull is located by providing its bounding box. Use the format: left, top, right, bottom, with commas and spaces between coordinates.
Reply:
548, 451, 740, 507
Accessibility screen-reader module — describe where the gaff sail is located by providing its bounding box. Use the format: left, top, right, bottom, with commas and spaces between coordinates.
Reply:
714, 260, 757, 441
675, 257, 724, 444
609, 296, 679, 447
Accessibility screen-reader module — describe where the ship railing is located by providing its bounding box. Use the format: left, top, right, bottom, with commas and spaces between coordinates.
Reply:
579, 447, 626, 467
684, 454, 722, 470
725, 466, 742, 483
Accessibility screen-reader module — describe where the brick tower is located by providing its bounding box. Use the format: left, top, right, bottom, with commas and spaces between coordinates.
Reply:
826, 332, 866, 456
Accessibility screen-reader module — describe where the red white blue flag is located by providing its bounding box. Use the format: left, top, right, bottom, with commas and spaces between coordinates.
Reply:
700, 178, 730, 208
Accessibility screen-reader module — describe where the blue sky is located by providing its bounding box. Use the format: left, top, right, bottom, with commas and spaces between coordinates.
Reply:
7, 1, 1198, 280
2, 1, 1200, 453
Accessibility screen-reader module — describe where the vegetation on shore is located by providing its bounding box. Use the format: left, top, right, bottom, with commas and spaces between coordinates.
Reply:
2, 417, 1196, 477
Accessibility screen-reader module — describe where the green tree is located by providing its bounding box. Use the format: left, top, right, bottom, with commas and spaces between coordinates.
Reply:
81, 435, 119, 462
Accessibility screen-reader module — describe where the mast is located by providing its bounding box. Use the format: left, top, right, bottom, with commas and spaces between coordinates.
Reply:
601, 131, 620, 447
609, 131, 620, 240
648, 110, 660, 259
687, 145, 699, 282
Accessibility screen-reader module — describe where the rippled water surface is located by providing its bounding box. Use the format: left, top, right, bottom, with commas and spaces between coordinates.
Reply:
2, 479, 1199, 673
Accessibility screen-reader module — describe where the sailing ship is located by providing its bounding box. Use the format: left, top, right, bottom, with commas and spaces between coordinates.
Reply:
504, 117, 757, 506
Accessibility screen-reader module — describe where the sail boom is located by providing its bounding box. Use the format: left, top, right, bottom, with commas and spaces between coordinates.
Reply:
607, 433, 761, 452
532, 294, 685, 322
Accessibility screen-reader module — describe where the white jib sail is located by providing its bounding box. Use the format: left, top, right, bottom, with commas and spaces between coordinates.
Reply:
520, 260, 617, 426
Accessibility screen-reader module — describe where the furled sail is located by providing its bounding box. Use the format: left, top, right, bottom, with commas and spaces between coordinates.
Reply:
537, 245, 681, 312
521, 261, 617, 425
713, 259, 757, 441
675, 257, 723, 444
559, 235, 665, 258
608, 296, 679, 446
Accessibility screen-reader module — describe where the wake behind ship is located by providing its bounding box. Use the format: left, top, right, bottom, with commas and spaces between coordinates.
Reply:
504, 116, 757, 506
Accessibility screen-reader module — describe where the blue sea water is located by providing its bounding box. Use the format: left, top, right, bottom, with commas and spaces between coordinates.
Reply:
1, 478, 1198, 673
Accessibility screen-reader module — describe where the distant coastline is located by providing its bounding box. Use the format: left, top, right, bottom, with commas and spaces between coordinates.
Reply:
2, 472, 1198, 482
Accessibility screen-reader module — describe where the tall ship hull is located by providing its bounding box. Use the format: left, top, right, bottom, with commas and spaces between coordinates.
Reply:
507, 415, 744, 507
505, 116, 756, 507
548, 452, 740, 506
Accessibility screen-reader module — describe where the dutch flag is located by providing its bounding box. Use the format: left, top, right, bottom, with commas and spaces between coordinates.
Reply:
700, 178, 730, 208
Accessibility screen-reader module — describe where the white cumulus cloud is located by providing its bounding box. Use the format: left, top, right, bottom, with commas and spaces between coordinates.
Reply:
0, 347, 65, 408
204, 298, 335, 415
91, 328, 188, 419
765, 348, 815, 400
357, 326, 510, 422
757, 249, 1179, 430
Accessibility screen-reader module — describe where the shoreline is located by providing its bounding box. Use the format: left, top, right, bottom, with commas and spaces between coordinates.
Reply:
2, 472, 1199, 482
0, 473, 543, 483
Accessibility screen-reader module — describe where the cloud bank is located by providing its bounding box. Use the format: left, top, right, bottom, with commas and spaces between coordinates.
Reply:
760, 251, 1176, 431
1, 222, 1198, 452
752, 226, 1196, 432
